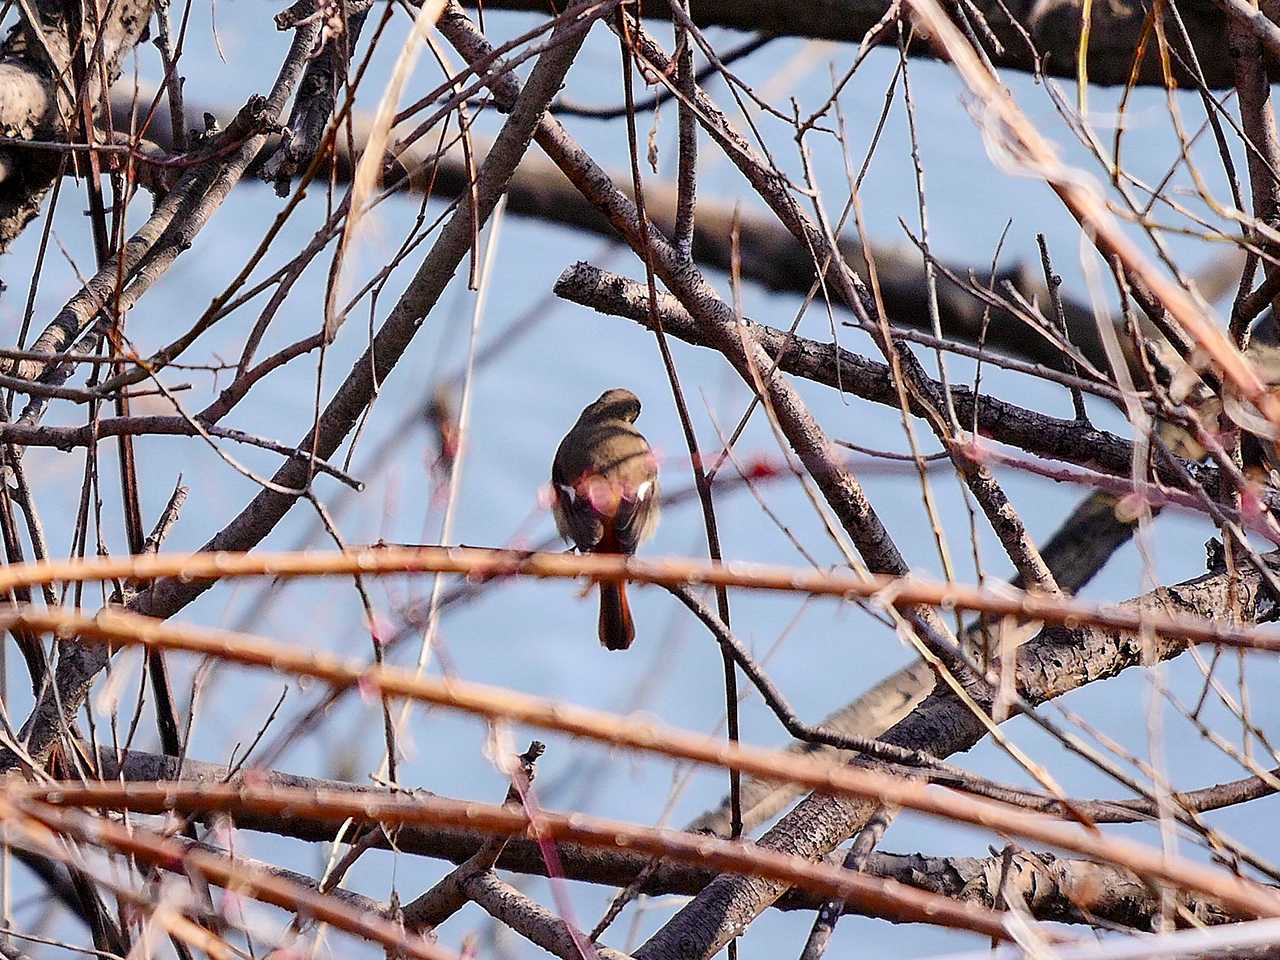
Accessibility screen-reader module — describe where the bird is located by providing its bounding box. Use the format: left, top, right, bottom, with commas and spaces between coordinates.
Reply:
551, 388, 660, 650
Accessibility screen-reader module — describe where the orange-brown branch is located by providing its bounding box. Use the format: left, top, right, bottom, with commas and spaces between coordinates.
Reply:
6, 605, 1280, 922
0, 546, 1277, 651
0, 795, 454, 960
12, 780, 1018, 941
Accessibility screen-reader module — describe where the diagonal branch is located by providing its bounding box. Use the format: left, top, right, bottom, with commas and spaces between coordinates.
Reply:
633, 566, 1280, 957
1, 0, 602, 774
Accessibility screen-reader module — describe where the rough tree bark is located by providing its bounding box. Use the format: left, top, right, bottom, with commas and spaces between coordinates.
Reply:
0, 0, 154, 250
461, 0, 1267, 86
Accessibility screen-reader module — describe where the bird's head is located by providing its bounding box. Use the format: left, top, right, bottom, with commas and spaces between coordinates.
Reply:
582, 387, 641, 424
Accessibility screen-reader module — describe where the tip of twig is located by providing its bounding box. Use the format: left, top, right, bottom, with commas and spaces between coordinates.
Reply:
520, 741, 546, 765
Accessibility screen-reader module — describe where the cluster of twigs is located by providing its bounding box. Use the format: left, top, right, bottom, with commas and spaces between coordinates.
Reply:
6, 0, 1280, 957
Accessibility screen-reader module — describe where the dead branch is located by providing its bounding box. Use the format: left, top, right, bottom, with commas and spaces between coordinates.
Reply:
11, 779, 1022, 940
1, 570, 1277, 922
0, 546, 1274, 652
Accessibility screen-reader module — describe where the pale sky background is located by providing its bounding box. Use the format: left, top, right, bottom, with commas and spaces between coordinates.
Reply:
0, 4, 1275, 958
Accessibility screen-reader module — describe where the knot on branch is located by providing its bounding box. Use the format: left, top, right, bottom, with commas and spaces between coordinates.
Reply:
275, 0, 322, 31
221, 95, 279, 145
275, 0, 372, 35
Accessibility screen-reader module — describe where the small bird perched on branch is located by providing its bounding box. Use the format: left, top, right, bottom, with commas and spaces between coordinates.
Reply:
551, 388, 660, 650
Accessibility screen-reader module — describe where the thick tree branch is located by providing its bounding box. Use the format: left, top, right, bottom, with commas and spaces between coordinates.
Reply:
465, 872, 636, 960
0, 0, 153, 250
94, 740, 1264, 933
458, 0, 1267, 87
107, 90, 1228, 386
688, 489, 1136, 838
552, 264, 1248, 514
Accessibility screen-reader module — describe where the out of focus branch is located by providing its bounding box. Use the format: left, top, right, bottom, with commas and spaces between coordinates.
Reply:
634, 552, 1280, 957
105, 91, 1245, 383
454, 0, 1268, 88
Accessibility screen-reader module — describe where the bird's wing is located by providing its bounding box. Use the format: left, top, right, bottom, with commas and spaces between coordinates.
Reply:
613, 477, 658, 555
553, 420, 656, 554
552, 476, 604, 550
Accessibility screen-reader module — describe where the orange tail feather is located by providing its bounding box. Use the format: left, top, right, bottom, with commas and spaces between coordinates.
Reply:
598, 580, 634, 650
